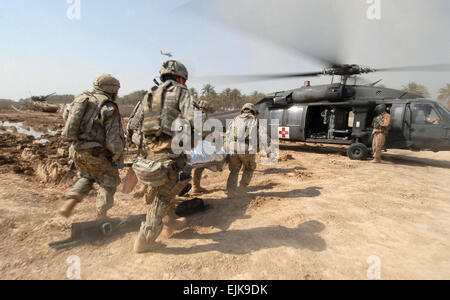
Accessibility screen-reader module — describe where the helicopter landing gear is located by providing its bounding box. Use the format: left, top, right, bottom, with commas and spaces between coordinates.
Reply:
347, 143, 369, 160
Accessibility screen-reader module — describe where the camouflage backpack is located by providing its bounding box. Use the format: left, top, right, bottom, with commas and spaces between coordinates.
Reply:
142, 80, 187, 137
62, 92, 115, 142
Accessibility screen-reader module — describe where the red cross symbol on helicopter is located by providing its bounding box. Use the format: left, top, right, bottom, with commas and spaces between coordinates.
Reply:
279, 127, 290, 139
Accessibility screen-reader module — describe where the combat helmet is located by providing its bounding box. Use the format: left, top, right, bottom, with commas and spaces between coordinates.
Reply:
374, 104, 387, 115
241, 103, 258, 115
160, 60, 189, 81
93, 74, 121, 94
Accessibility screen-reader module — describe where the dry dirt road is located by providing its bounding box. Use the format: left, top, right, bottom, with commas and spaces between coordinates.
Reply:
0, 111, 449, 280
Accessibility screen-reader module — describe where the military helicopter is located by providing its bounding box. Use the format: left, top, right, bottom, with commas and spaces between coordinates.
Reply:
251, 64, 450, 160
211, 63, 450, 160
184, 0, 450, 160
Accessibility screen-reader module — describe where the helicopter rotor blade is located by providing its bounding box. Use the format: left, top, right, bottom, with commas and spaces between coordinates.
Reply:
194, 71, 324, 84
375, 64, 450, 73
176, 0, 343, 67
179, 0, 450, 85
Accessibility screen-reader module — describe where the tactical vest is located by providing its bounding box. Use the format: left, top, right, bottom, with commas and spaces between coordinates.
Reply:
63, 92, 117, 146
142, 80, 184, 138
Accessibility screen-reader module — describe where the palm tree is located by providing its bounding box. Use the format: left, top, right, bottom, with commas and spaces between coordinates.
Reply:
437, 84, 450, 110
402, 82, 431, 98
248, 91, 265, 104
221, 88, 232, 98
201, 84, 216, 98
230, 89, 243, 109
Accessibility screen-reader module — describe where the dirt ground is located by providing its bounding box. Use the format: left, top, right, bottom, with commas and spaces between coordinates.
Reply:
0, 110, 449, 280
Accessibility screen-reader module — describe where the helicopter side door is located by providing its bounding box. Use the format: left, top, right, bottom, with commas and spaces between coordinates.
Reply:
269, 105, 306, 141
385, 103, 410, 149
407, 102, 446, 150
285, 105, 306, 141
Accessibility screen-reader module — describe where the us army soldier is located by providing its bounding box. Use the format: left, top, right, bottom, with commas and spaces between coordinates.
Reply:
226, 103, 259, 196
128, 60, 198, 253
60, 74, 125, 219
371, 104, 391, 163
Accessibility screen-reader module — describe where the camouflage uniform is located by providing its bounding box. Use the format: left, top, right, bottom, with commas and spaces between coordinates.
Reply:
226, 103, 259, 195
127, 61, 199, 253
60, 74, 125, 219
372, 105, 392, 163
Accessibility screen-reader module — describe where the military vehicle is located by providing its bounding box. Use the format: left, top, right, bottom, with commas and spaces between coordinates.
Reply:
251, 64, 450, 160
31, 92, 56, 103
27, 92, 59, 113
212, 64, 450, 160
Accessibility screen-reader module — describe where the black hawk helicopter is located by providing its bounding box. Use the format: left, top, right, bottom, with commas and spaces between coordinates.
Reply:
210, 63, 450, 159
183, 0, 450, 160
246, 64, 450, 160
212, 63, 450, 160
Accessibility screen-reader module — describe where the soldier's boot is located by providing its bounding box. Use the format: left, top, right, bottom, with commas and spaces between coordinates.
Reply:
162, 208, 187, 236
59, 197, 80, 218
134, 225, 163, 254
134, 197, 169, 254
60, 178, 92, 218
371, 158, 382, 164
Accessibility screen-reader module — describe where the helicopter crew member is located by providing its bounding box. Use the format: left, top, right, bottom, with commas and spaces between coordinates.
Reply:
371, 104, 391, 163
128, 60, 199, 253
226, 103, 259, 196
59, 74, 125, 220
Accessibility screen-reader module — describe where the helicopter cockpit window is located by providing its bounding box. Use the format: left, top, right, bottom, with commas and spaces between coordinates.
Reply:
435, 103, 449, 119
412, 104, 441, 125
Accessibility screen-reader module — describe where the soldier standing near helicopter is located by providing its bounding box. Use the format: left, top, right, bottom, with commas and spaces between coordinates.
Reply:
226, 103, 259, 196
371, 104, 392, 163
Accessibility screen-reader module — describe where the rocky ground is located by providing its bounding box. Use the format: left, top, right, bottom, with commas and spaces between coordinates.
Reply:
0, 110, 449, 280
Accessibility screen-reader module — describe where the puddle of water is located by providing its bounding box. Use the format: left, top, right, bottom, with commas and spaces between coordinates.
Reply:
0, 121, 58, 139
34, 139, 49, 145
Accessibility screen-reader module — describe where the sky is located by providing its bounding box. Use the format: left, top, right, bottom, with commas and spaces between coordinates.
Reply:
0, 0, 449, 101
